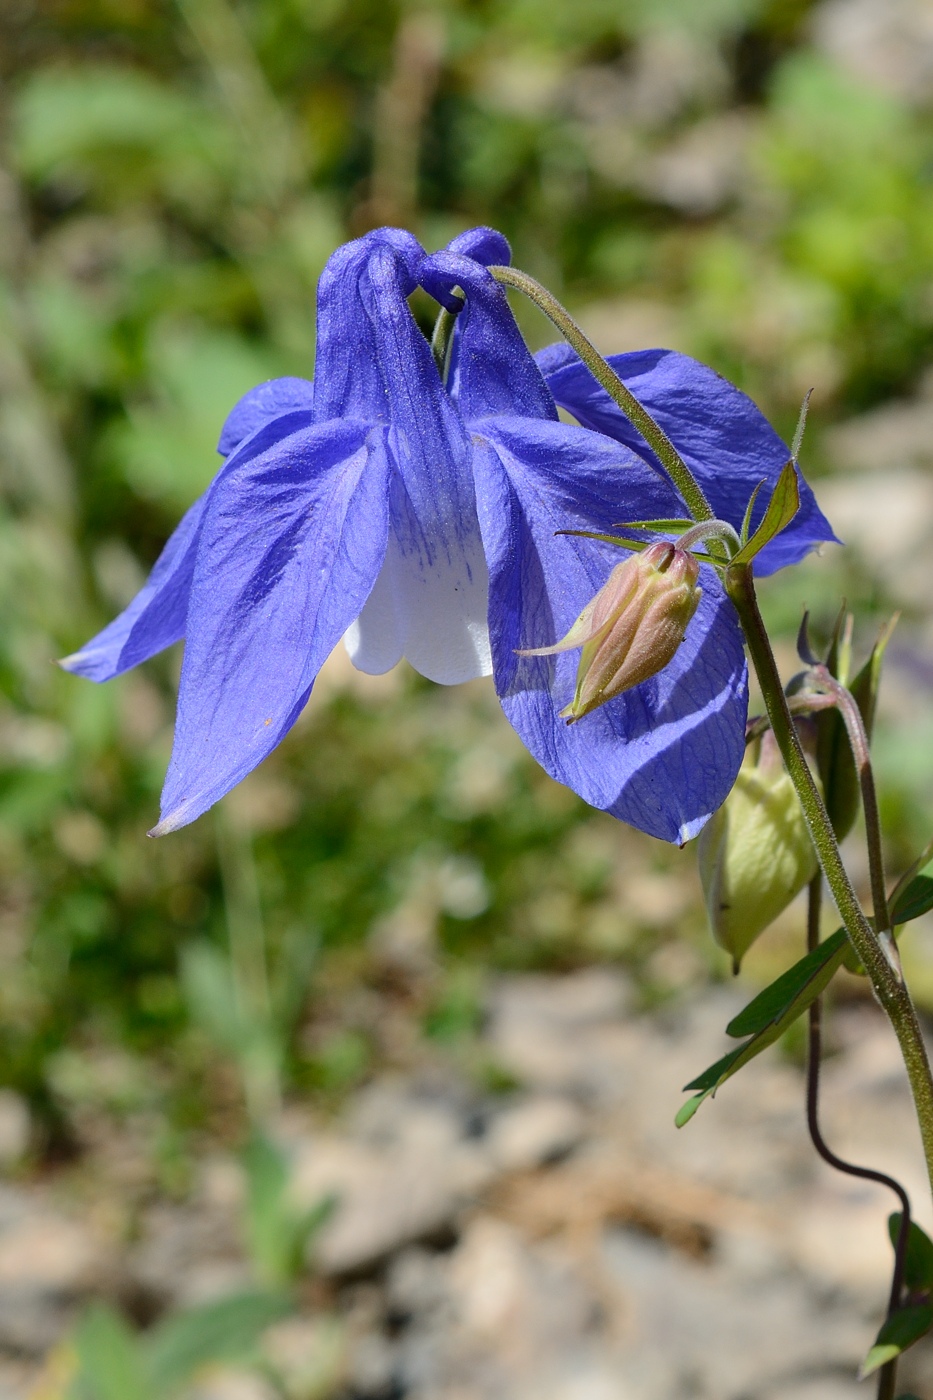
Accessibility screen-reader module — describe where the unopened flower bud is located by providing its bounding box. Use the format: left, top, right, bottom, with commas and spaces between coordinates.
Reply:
519, 542, 702, 722
697, 734, 818, 971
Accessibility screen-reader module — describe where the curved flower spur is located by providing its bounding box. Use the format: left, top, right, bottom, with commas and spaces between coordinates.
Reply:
61, 226, 835, 844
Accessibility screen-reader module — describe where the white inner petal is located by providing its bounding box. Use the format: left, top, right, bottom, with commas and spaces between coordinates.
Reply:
342, 544, 405, 676
344, 528, 492, 684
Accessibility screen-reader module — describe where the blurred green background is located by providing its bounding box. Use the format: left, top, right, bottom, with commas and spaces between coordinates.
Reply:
2, 0, 933, 1178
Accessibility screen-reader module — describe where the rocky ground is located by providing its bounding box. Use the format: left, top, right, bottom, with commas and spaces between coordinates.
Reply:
1, 966, 932, 1400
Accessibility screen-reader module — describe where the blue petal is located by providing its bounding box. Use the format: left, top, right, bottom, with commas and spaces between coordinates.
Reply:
312, 230, 425, 423
339, 243, 491, 685
444, 226, 512, 267
538, 345, 838, 575
419, 253, 557, 423
153, 419, 390, 835
472, 417, 748, 843
59, 494, 207, 683
217, 377, 314, 457
61, 412, 319, 682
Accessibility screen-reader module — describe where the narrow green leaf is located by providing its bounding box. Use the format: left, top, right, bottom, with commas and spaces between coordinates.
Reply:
859, 1305, 933, 1378
674, 1093, 705, 1128
554, 530, 718, 565
862, 1343, 900, 1375
242, 1133, 292, 1285
683, 1046, 747, 1093
842, 860, 933, 976
180, 941, 243, 1054
726, 930, 848, 1038
729, 461, 799, 567
892, 874, 933, 927
555, 530, 651, 551
790, 388, 813, 463
146, 1291, 292, 1394
71, 1305, 153, 1400
681, 858, 933, 1119
824, 604, 853, 687
294, 1194, 337, 1267
739, 479, 766, 548
889, 840, 933, 920
676, 932, 847, 1125
609, 518, 693, 533
888, 1213, 933, 1295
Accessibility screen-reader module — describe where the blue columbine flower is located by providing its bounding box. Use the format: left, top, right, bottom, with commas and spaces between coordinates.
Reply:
416, 231, 835, 841
63, 228, 496, 834
61, 226, 835, 843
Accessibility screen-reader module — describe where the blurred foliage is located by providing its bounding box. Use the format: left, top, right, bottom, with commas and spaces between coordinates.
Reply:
1, 0, 933, 1171
64, 1290, 292, 1399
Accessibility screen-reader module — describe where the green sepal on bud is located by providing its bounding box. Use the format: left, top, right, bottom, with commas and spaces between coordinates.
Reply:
519, 541, 702, 722
698, 734, 818, 971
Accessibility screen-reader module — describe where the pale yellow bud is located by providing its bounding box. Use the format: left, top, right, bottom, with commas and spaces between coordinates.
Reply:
519, 542, 702, 722
698, 736, 818, 971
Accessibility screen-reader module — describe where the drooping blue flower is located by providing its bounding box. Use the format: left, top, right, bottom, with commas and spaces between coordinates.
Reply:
420, 241, 742, 842
414, 231, 835, 840
63, 228, 492, 834
61, 226, 835, 844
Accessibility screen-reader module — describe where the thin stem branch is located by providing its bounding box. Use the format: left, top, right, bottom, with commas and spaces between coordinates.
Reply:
487, 264, 715, 524
804, 878, 910, 1400
216, 805, 280, 1126
678, 519, 742, 555
811, 667, 892, 941
725, 560, 933, 1204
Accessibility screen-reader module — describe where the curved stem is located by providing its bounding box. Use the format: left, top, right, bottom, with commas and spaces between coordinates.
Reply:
811, 668, 892, 943
805, 878, 910, 1400
679, 519, 741, 556
487, 264, 715, 525
726, 560, 933, 1205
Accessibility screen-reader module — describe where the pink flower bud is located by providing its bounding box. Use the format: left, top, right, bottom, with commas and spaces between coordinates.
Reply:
520, 542, 702, 722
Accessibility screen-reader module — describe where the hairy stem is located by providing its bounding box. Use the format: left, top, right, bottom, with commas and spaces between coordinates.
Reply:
678, 519, 741, 555
487, 264, 715, 524
726, 560, 933, 1204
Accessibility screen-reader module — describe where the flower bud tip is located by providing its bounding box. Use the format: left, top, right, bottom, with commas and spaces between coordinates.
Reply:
521, 542, 702, 721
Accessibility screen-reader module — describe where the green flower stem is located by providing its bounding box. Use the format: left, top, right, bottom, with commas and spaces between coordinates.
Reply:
812, 666, 892, 940
487, 265, 715, 525
726, 560, 933, 1203
678, 519, 742, 555
430, 300, 461, 378
877, 1350, 898, 1400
